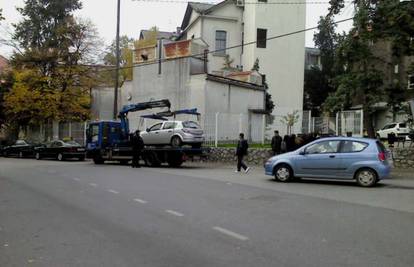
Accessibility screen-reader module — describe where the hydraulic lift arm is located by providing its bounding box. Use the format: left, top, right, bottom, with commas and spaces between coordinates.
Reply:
119, 99, 171, 134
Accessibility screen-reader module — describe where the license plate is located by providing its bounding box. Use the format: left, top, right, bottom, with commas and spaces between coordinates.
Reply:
77, 148, 85, 152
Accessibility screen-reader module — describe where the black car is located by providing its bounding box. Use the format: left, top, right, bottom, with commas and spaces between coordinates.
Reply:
35, 140, 86, 161
3, 140, 38, 158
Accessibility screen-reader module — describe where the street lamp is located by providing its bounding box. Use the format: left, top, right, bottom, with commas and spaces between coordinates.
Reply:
113, 0, 121, 119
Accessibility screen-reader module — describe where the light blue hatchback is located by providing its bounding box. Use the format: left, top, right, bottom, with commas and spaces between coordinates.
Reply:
264, 137, 391, 187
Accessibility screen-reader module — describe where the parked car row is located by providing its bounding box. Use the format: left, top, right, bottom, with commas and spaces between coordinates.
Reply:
1, 139, 85, 161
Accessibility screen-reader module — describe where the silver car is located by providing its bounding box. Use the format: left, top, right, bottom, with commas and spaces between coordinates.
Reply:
140, 120, 204, 148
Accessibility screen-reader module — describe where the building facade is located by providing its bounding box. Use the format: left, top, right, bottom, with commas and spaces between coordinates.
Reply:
178, 0, 306, 134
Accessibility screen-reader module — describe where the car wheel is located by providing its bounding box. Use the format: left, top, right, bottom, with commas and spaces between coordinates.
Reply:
274, 164, 293, 182
171, 136, 182, 147
35, 152, 41, 160
355, 168, 378, 187
57, 153, 64, 161
19, 151, 24, 158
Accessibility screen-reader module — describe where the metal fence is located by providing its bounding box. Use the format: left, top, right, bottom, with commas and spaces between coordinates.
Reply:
203, 112, 267, 146
301, 110, 363, 136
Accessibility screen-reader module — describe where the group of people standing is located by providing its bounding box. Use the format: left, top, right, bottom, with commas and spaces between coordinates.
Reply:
271, 131, 318, 155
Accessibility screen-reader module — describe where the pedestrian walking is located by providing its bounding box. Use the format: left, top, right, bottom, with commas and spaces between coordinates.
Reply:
235, 133, 250, 173
271, 130, 282, 155
131, 130, 144, 168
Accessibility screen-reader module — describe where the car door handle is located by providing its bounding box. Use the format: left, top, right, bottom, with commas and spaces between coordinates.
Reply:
329, 155, 335, 158
168, 130, 172, 133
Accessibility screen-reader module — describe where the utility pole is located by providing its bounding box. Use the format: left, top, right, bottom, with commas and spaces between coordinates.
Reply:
113, 0, 121, 119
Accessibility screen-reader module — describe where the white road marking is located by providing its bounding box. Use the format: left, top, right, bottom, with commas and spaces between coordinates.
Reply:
108, 189, 119, 194
73, 178, 80, 181
165, 210, 184, 217
213, 227, 249, 241
133, 198, 147, 204
89, 183, 98, 187
3, 244, 9, 247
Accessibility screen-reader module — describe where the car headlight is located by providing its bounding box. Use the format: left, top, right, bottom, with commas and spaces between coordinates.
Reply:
265, 159, 273, 166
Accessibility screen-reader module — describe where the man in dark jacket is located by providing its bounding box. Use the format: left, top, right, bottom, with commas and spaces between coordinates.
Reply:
236, 133, 250, 173
131, 130, 144, 168
271, 130, 282, 155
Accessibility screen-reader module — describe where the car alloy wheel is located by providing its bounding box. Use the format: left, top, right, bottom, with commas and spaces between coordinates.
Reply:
57, 153, 64, 161
356, 168, 377, 187
171, 136, 182, 147
274, 165, 292, 182
35, 152, 41, 160
19, 152, 23, 158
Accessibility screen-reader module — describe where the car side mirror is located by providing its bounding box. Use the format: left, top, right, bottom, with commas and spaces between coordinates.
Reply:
146, 128, 150, 132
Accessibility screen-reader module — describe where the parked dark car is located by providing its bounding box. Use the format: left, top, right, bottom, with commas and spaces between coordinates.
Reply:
3, 140, 38, 158
34, 140, 86, 161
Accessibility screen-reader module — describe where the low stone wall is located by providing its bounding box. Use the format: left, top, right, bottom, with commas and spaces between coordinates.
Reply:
205, 147, 273, 165
202, 147, 414, 169
391, 148, 414, 169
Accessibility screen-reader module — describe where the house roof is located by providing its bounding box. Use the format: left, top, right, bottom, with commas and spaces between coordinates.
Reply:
206, 74, 266, 91
181, 2, 215, 29
139, 30, 174, 40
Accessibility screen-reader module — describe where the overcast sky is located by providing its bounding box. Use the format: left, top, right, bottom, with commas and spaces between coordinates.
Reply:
0, 0, 354, 58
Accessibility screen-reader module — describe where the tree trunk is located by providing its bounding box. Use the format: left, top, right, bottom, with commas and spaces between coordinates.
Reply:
364, 110, 376, 138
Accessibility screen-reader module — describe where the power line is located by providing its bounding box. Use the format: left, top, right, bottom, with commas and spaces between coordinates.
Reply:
98, 16, 354, 73
131, 0, 352, 5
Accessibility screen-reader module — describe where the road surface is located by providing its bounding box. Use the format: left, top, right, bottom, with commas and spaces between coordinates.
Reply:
0, 158, 413, 267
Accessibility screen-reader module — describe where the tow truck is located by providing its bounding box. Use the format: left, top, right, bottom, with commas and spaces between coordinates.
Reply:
86, 99, 208, 167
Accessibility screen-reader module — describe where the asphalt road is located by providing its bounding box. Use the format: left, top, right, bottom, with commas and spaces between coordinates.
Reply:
0, 158, 413, 267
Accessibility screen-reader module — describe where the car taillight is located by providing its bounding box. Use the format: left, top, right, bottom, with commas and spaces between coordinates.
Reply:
378, 152, 386, 161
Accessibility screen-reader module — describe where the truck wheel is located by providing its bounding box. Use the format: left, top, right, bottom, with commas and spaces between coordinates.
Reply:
93, 157, 104, 164
167, 157, 183, 167
171, 136, 182, 147
146, 152, 161, 167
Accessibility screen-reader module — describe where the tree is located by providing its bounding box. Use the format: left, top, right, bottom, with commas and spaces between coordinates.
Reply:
280, 110, 300, 135
304, 14, 342, 115
103, 35, 134, 82
322, 0, 414, 137
4, 0, 101, 133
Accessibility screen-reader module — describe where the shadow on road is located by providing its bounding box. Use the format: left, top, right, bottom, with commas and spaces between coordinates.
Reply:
266, 178, 414, 190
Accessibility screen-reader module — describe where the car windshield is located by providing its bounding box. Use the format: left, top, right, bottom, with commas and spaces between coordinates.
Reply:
182, 121, 200, 129
399, 123, 406, 128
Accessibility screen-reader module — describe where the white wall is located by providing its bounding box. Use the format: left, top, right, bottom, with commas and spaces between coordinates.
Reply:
242, 2, 306, 135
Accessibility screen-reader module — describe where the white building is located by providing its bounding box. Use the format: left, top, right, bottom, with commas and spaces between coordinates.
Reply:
178, 0, 306, 134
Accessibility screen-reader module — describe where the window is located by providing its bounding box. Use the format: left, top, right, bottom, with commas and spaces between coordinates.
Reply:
382, 123, 396, 130
305, 140, 340, 154
399, 123, 407, 128
258, 0, 267, 2
408, 75, 414, 90
182, 121, 200, 129
340, 141, 368, 153
257, 28, 267, 48
163, 122, 177, 130
149, 123, 162, 132
215, 30, 227, 55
